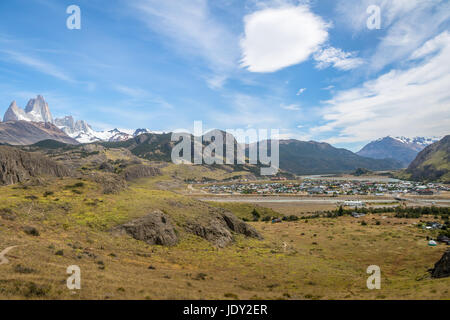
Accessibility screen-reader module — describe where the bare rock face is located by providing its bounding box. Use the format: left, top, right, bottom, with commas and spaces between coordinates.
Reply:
0, 146, 71, 185
122, 164, 161, 181
112, 211, 178, 246
3, 95, 53, 123
186, 208, 262, 247
431, 250, 450, 278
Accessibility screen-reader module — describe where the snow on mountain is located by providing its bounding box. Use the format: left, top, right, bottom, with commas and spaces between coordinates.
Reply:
3, 95, 53, 123
54, 115, 154, 143
3, 95, 156, 143
391, 136, 441, 146
357, 136, 442, 167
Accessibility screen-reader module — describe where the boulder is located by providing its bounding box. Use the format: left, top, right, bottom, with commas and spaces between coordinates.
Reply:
186, 209, 262, 248
431, 250, 450, 278
112, 211, 178, 246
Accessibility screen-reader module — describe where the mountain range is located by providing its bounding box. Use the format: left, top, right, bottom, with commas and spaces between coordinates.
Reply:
2, 96, 154, 144
357, 136, 441, 167
2, 95, 448, 178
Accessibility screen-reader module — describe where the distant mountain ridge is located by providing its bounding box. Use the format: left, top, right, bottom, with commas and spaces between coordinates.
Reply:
357, 136, 440, 167
100, 133, 403, 175
2, 95, 155, 143
276, 139, 403, 174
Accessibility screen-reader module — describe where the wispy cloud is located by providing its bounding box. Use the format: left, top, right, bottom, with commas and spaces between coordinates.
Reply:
127, 0, 239, 88
296, 88, 306, 95
311, 31, 450, 144
314, 47, 364, 70
114, 84, 173, 109
336, 0, 450, 72
281, 103, 301, 111
0, 50, 74, 82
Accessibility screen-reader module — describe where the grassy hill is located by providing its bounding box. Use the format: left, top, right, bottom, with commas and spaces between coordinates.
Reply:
404, 135, 450, 183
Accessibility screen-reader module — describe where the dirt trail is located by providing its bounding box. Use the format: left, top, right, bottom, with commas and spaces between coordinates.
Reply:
0, 246, 18, 265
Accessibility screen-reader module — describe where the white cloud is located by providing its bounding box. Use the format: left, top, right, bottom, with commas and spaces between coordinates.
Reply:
281, 103, 301, 111
296, 88, 306, 95
240, 5, 329, 72
314, 47, 364, 70
311, 32, 450, 144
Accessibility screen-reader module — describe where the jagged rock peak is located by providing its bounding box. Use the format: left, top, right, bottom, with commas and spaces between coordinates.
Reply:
24, 95, 53, 123
3, 95, 53, 123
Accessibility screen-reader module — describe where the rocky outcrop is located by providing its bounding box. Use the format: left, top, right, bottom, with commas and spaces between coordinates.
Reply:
186, 209, 262, 247
3, 95, 53, 123
0, 121, 79, 145
54, 116, 92, 136
112, 208, 262, 248
431, 250, 450, 279
89, 172, 127, 194
122, 164, 161, 181
112, 211, 178, 246
0, 146, 71, 185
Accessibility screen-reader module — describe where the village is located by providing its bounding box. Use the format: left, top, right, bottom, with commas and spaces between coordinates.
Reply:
199, 179, 450, 196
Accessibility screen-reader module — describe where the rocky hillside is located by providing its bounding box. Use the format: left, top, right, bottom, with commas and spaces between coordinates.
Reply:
0, 146, 71, 185
405, 135, 450, 183
0, 121, 79, 145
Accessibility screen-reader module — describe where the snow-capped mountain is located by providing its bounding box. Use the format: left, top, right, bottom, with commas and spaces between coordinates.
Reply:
390, 136, 441, 147
357, 136, 441, 167
3, 95, 155, 144
54, 115, 154, 143
3, 95, 53, 123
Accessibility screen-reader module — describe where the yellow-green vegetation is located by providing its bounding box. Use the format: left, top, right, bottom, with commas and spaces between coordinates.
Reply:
208, 202, 281, 221
162, 163, 253, 182
0, 176, 449, 300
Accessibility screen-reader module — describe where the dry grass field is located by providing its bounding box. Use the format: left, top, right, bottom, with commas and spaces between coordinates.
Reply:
0, 175, 449, 300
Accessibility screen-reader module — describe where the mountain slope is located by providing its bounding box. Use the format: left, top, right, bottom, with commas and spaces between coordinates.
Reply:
357, 136, 439, 167
405, 135, 450, 183
103, 133, 403, 175
0, 121, 79, 145
277, 140, 403, 175
0, 145, 71, 185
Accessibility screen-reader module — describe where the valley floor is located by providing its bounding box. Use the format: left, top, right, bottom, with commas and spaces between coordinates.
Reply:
0, 176, 449, 300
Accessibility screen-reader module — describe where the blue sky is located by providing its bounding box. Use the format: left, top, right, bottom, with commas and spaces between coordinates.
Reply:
0, 0, 449, 151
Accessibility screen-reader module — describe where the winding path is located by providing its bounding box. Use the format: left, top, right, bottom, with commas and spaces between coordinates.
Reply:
0, 246, 18, 265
